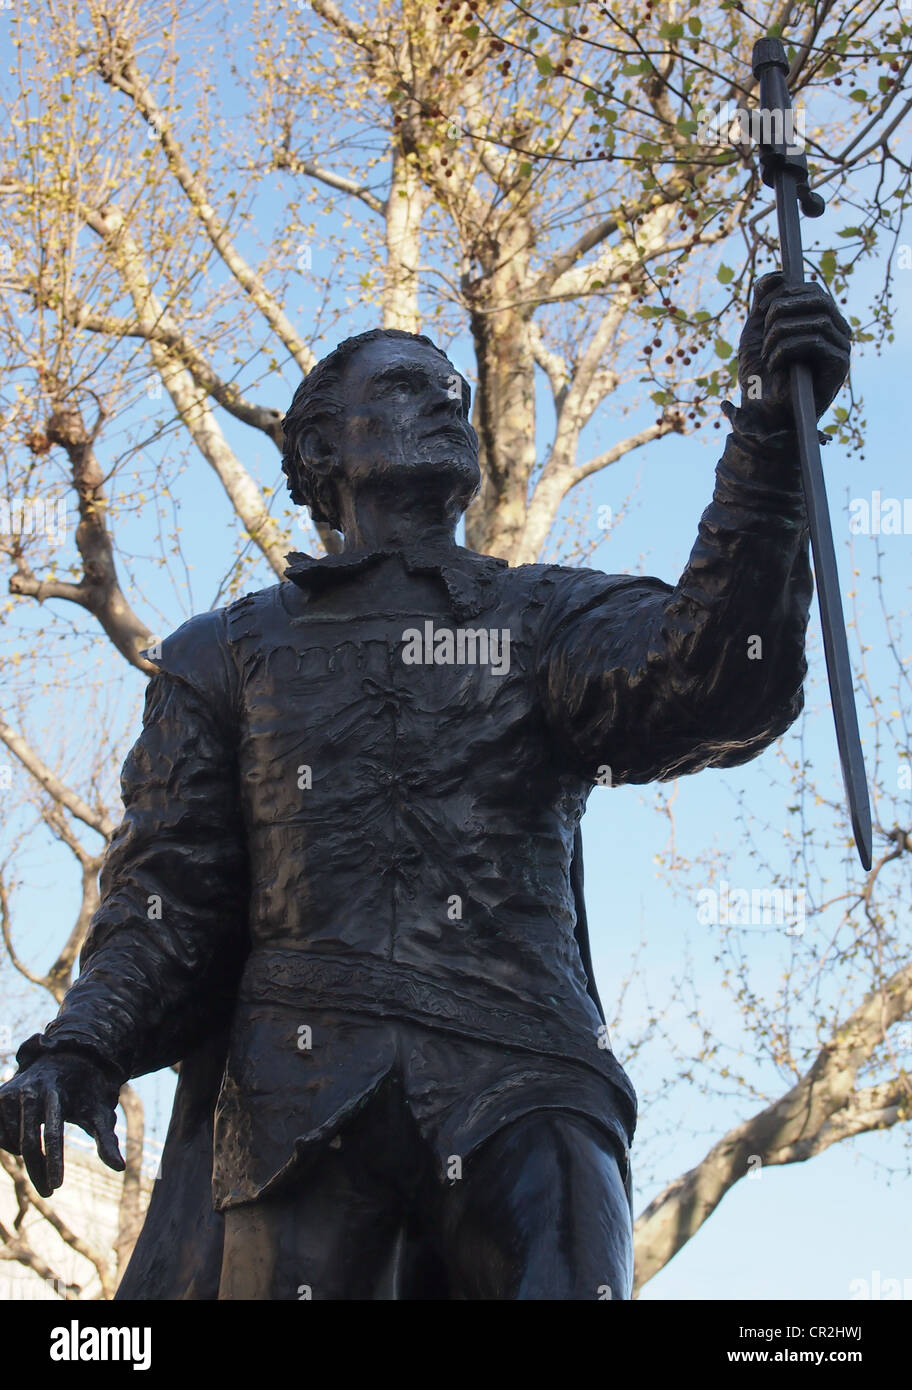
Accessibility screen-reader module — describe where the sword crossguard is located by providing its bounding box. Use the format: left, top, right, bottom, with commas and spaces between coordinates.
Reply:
751, 38, 826, 219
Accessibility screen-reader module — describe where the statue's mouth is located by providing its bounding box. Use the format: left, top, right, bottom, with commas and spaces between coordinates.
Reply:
421, 423, 474, 449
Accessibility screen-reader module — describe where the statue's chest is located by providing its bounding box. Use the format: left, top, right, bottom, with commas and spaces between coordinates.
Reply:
229, 605, 539, 787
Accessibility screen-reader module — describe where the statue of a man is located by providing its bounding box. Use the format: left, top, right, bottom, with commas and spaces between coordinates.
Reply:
0, 273, 850, 1299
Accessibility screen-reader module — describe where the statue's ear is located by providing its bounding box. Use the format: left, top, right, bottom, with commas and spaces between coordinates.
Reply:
300, 426, 337, 478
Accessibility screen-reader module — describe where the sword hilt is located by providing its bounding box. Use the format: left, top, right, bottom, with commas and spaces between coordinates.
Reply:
751, 38, 825, 219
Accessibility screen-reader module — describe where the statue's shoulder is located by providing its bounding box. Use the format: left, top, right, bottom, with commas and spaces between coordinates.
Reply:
142, 583, 284, 708
505, 562, 674, 648
144, 605, 231, 680
223, 581, 291, 643
508, 559, 649, 606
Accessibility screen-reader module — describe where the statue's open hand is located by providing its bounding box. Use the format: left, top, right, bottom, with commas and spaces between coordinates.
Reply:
736, 270, 852, 426
0, 1054, 124, 1197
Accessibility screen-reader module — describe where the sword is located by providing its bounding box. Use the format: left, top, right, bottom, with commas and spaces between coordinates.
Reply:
751, 37, 872, 870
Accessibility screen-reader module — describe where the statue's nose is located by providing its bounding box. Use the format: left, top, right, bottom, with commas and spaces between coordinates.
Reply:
430, 382, 464, 419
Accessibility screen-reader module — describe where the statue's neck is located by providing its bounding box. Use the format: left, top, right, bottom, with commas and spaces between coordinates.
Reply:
338, 490, 461, 555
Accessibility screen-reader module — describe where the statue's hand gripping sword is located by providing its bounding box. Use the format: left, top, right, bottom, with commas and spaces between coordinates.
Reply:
751, 37, 872, 870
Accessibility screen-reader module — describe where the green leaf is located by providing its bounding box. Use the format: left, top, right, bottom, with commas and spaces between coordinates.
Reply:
536, 54, 553, 77
659, 21, 684, 39
518, 161, 532, 178
462, 24, 479, 40
714, 337, 733, 359
837, 225, 861, 238
820, 249, 837, 281
849, 88, 868, 102
688, 17, 702, 35
676, 117, 698, 136
717, 264, 735, 284
651, 390, 671, 405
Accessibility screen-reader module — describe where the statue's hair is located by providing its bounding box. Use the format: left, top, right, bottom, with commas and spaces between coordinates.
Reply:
281, 328, 471, 531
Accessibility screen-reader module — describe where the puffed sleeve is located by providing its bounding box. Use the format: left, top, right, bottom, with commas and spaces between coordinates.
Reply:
16, 609, 249, 1083
536, 408, 814, 786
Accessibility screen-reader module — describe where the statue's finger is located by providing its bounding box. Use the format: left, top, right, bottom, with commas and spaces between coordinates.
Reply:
751, 270, 785, 307
763, 312, 850, 362
767, 290, 850, 339
765, 336, 848, 394
43, 1088, 64, 1191
19, 1089, 51, 1197
89, 1106, 124, 1174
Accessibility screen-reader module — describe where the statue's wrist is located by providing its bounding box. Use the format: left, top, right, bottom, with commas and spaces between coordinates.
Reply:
15, 1034, 125, 1088
715, 400, 808, 512
724, 397, 796, 446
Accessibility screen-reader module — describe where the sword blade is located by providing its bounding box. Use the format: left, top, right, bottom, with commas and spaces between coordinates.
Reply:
773, 165, 873, 870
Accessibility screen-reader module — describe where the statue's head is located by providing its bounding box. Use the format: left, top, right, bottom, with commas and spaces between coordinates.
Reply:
282, 328, 480, 535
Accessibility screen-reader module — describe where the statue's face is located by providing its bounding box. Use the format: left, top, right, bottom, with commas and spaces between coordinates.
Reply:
326, 337, 481, 513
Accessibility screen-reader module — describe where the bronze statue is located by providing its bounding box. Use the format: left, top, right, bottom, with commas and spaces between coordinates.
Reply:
0, 272, 851, 1298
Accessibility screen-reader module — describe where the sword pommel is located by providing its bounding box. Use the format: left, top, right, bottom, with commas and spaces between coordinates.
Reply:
751, 37, 789, 78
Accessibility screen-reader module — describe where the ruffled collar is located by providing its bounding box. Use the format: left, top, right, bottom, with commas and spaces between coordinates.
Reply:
283, 543, 508, 620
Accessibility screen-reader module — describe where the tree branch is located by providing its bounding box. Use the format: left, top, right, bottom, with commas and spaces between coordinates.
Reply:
634, 958, 912, 1291
7, 389, 158, 672
84, 206, 290, 579
0, 1152, 114, 1298
0, 718, 115, 839
92, 30, 316, 377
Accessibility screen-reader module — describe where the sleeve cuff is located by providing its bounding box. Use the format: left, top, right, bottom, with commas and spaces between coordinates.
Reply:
715, 401, 809, 519
15, 1032, 127, 1087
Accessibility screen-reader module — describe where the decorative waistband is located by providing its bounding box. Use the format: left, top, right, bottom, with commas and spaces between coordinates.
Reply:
239, 948, 637, 1117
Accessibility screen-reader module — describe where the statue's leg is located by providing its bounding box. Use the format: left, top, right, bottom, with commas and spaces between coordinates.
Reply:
217, 1076, 416, 1301
436, 1110, 633, 1301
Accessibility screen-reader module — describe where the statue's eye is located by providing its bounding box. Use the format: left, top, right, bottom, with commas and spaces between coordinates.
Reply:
383, 374, 415, 394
